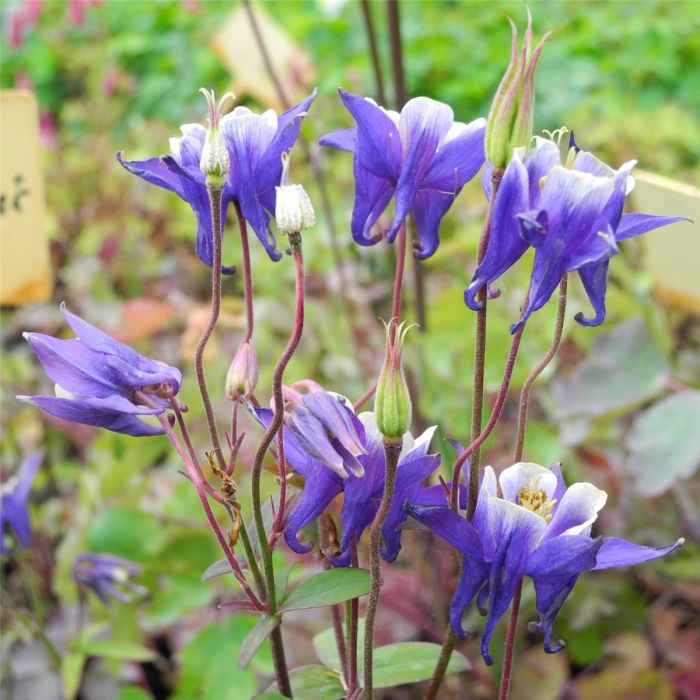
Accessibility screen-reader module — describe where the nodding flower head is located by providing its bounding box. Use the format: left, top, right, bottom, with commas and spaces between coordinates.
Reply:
375, 319, 415, 440
485, 10, 550, 170
73, 553, 147, 606
199, 88, 235, 185
275, 151, 316, 237
280, 380, 366, 478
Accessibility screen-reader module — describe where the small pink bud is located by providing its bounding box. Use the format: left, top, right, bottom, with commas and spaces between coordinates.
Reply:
225, 340, 258, 400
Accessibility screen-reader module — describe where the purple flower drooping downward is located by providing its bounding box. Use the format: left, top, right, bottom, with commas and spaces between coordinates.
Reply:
251, 389, 446, 565
1, 450, 44, 555
407, 461, 684, 664
320, 89, 486, 259
465, 134, 686, 331
18, 303, 182, 437
118, 90, 317, 269
73, 553, 147, 605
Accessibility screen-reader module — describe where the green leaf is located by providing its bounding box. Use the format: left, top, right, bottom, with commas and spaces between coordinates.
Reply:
201, 557, 246, 582
372, 642, 470, 688
314, 626, 470, 688
238, 616, 280, 670
552, 319, 669, 420
625, 391, 700, 496
266, 666, 343, 700
61, 652, 85, 700
87, 508, 163, 562
254, 695, 290, 700
279, 568, 370, 613
83, 640, 155, 662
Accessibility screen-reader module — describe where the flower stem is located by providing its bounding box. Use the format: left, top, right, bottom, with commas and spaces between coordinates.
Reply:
235, 201, 255, 344
513, 275, 568, 462
498, 579, 523, 700
363, 438, 402, 699
450, 325, 525, 511
194, 184, 226, 472
391, 221, 408, 325
143, 395, 263, 610
428, 168, 504, 699
348, 539, 360, 697
497, 276, 569, 698
360, 0, 386, 105
250, 234, 305, 698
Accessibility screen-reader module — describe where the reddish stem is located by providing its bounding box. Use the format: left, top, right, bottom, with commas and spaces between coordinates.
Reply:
391, 220, 408, 325
348, 539, 360, 697
498, 580, 523, 700
353, 383, 377, 412
269, 425, 287, 547
450, 326, 524, 510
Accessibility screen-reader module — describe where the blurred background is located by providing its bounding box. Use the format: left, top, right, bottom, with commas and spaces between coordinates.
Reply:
1, 1, 699, 698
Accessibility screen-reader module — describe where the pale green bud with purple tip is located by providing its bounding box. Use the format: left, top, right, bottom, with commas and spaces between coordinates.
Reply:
199, 88, 235, 187
375, 319, 415, 441
485, 11, 550, 170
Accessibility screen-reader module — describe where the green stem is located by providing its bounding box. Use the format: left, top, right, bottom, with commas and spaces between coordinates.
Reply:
363, 438, 402, 699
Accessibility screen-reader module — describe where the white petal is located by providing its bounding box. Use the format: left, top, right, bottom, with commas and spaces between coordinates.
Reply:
499, 462, 557, 502
545, 481, 608, 539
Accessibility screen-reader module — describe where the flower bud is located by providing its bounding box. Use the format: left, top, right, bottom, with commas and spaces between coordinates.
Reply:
199, 88, 235, 186
485, 11, 550, 170
375, 319, 414, 440
225, 340, 258, 400
275, 151, 315, 235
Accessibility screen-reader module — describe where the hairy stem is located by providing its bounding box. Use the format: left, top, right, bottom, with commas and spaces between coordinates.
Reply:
235, 201, 255, 344
348, 539, 360, 697
194, 185, 226, 471
250, 235, 305, 697
498, 580, 523, 700
363, 439, 402, 699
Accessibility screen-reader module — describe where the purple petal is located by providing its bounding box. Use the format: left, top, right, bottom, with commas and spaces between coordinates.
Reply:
450, 558, 490, 640
19, 396, 164, 437
593, 536, 685, 570
480, 499, 547, 664
464, 157, 529, 310
575, 260, 610, 327
116, 152, 186, 199
302, 392, 366, 459
319, 128, 356, 153
411, 189, 455, 259
526, 534, 602, 579
338, 88, 402, 183
531, 575, 578, 653
15, 450, 45, 501
405, 504, 482, 560
349, 163, 395, 246
615, 212, 688, 241
386, 97, 454, 242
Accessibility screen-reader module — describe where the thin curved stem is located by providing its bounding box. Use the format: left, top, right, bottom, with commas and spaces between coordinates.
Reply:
140, 394, 263, 610
498, 580, 523, 700
360, 0, 386, 105
348, 539, 360, 697
194, 185, 226, 471
269, 425, 287, 547
363, 439, 402, 699
235, 201, 255, 344
514, 275, 568, 462
391, 221, 408, 325
250, 236, 305, 698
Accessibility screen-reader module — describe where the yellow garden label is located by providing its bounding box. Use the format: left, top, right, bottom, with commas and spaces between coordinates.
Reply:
0, 90, 52, 305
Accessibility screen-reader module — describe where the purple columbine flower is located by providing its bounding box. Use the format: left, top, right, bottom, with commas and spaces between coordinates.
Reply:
1, 450, 44, 554
252, 394, 445, 565
117, 90, 317, 269
18, 303, 182, 437
465, 134, 686, 331
73, 553, 147, 605
407, 461, 684, 664
320, 89, 486, 259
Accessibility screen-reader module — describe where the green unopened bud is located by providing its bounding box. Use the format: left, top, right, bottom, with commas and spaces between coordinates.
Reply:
374, 319, 415, 440
275, 151, 315, 236
225, 340, 258, 400
199, 88, 235, 187
485, 11, 550, 170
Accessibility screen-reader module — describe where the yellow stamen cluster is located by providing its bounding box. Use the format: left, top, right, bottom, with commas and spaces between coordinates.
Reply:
517, 477, 556, 520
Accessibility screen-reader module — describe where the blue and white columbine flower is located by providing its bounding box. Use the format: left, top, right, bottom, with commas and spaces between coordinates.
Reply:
465, 134, 685, 331
407, 461, 684, 664
320, 89, 486, 259
118, 90, 316, 268
73, 553, 147, 606
19, 304, 182, 437
251, 387, 445, 565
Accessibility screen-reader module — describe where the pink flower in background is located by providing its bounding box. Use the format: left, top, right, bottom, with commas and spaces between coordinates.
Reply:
7, 0, 42, 49
67, 0, 102, 27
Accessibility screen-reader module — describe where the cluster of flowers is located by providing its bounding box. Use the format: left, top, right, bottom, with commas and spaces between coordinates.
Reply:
6, 15, 686, 672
